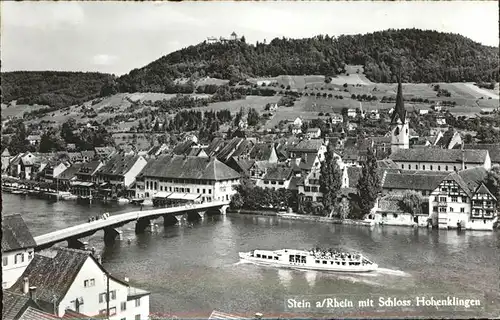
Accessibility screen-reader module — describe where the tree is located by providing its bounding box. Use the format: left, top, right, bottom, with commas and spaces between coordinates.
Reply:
485, 166, 500, 209
39, 128, 65, 153
399, 190, 424, 216
247, 108, 260, 126
356, 147, 381, 218
7, 119, 29, 155
338, 197, 351, 219
319, 144, 343, 217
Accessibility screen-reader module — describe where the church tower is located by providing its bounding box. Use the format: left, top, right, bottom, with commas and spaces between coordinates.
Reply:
390, 76, 409, 154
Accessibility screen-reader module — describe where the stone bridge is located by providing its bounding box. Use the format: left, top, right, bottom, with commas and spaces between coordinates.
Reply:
34, 201, 230, 250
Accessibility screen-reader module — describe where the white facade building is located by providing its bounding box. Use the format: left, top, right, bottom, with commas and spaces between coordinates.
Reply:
10, 247, 150, 320
1, 214, 36, 289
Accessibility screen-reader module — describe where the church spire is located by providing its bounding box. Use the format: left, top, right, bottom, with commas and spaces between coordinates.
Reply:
391, 73, 406, 124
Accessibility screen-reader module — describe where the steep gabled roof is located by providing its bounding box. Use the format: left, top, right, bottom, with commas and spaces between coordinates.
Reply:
97, 155, 141, 177
18, 306, 57, 320
57, 163, 83, 181
383, 171, 448, 191
2, 291, 39, 320
262, 166, 293, 181
457, 166, 489, 192
288, 139, 323, 153
474, 183, 497, 201
172, 140, 197, 156
2, 214, 36, 253
141, 155, 240, 181
10, 248, 90, 306
463, 144, 500, 163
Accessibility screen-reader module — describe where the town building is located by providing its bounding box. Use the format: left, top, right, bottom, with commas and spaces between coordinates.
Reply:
463, 144, 500, 167
94, 155, 147, 188
305, 128, 321, 139
10, 247, 150, 319
2, 214, 36, 289
390, 149, 491, 172
429, 167, 497, 230
38, 160, 70, 183
390, 78, 410, 154
2, 290, 47, 320
137, 155, 240, 203
257, 166, 294, 190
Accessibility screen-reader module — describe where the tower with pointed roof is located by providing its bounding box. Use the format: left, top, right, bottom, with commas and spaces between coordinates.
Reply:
390, 75, 409, 154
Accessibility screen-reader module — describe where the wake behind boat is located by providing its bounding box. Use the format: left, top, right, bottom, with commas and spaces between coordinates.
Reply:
238, 248, 378, 272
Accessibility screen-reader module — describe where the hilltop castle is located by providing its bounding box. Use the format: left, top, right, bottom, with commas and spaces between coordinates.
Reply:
207, 32, 242, 44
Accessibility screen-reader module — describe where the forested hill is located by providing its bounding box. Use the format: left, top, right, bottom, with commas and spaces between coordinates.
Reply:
117, 29, 498, 92
1, 71, 115, 108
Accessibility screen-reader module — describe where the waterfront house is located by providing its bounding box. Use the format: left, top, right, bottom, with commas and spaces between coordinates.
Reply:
7, 152, 35, 179
381, 170, 449, 196
10, 247, 150, 320
75, 161, 103, 183
2, 214, 36, 289
371, 195, 427, 227
257, 166, 294, 190
56, 163, 83, 190
137, 155, 240, 203
94, 155, 147, 188
390, 148, 491, 172
38, 160, 70, 183
429, 167, 498, 230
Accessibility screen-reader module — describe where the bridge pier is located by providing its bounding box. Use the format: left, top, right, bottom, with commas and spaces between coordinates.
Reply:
135, 217, 151, 234
218, 205, 229, 215
67, 238, 87, 250
163, 214, 178, 227
187, 211, 204, 221
104, 227, 122, 245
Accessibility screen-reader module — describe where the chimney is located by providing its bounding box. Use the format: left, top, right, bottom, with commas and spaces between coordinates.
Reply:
461, 148, 465, 170
23, 277, 29, 294
29, 286, 37, 301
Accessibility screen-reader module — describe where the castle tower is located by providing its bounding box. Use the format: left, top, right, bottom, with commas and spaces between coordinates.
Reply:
390, 76, 409, 154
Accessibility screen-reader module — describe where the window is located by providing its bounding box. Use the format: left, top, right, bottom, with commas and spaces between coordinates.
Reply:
315, 260, 320, 264
203, 189, 206, 194
393, 214, 398, 218
84, 280, 89, 287
279, 181, 284, 185
445, 166, 448, 171
323, 260, 327, 264
121, 301, 127, 311
439, 197, 447, 202
423, 165, 426, 170
28, 252, 33, 260
439, 208, 447, 212
14, 253, 24, 264
433, 206, 438, 212
451, 196, 457, 202
460, 208, 465, 213
256, 254, 261, 258
109, 307, 117, 316
271, 181, 276, 185
110, 290, 116, 300
99, 293, 106, 303
268, 256, 272, 260
197, 188, 200, 193
160, 186, 163, 191
262, 255, 267, 259
462, 197, 467, 203
2, 257, 7, 266
264, 180, 269, 184
382, 213, 387, 217
430, 165, 434, 170
449, 207, 454, 212
208, 189, 212, 194
135, 315, 141, 320
135, 298, 141, 307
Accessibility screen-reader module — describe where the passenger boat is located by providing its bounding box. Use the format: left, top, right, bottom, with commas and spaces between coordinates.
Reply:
238, 248, 378, 272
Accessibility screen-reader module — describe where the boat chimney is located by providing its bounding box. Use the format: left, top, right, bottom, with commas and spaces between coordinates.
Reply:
461, 147, 465, 170
23, 277, 29, 294
124, 277, 129, 283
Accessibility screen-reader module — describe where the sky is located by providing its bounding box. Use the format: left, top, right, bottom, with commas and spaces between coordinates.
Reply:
1, 1, 498, 76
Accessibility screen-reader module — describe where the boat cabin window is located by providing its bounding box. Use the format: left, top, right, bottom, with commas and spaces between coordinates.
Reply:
330, 261, 334, 265
289, 256, 294, 263
262, 255, 267, 259
336, 261, 340, 265
315, 260, 320, 264
274, 256, 279, 260
322, 261, 327, 264
301, 257, 306, 263
256, 254, 261, 258
342, 262, 346, 266
268, 256, 272, 260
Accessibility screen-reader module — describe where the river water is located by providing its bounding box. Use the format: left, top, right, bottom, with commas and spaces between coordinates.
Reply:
3, 193, 500, 318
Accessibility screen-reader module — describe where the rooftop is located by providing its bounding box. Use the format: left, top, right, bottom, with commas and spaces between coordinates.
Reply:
2, 214, 36, 253
390, 148, 488, 164
141, 155, 240, 181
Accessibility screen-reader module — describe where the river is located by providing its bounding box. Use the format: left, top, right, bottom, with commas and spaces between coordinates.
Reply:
3, 193, 500, 318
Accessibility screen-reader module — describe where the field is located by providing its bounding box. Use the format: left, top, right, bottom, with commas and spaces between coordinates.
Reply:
191, 95, 281, 114
1, 103, 47, 119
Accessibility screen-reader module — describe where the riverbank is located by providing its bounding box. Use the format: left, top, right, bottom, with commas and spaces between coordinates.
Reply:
229, 209, 374, 226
